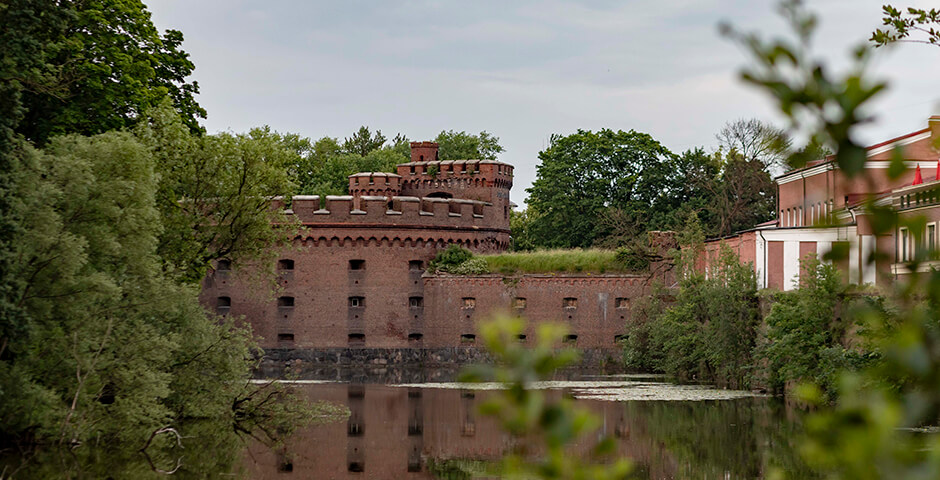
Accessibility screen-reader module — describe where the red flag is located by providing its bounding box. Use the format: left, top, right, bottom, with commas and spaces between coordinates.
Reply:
913, 164, 923, 185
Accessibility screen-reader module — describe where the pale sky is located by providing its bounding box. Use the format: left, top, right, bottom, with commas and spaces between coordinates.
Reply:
149, 0, 940, 205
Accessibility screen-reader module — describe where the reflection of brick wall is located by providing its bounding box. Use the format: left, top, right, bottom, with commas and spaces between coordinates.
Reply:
242, 384, 680, 479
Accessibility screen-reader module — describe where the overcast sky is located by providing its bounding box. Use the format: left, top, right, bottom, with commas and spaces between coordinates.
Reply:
149, 0, 940, 205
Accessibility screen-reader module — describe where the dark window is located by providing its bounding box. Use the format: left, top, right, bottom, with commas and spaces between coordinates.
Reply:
278, 296, 294, 307
349, 296, 364, 308
410, 165, 415, 174
216, 259, 232, 271
516, 334, 527, 342
615, 298, 629, 309
408, 333, 423, 342
348, 333, 365, 346
348, 462, 364, 473
614, 334, 628, 343
277, 454, 294, 472
277, 333, 294, 345
349, 259, 365, 270
409, 296, 424, 308
563, 297, 578, 308
217, 296, 231, 308
461, 334, 476, 344
564, 334, 578, 343
278, 259, 294, 270
409, 260, 424, 270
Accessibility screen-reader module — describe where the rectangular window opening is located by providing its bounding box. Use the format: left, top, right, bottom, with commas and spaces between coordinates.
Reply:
615, 297, 629, 309
277, 296, 295, 308
348, 333, 365, 346
563, 297, 578, 309
461, 334, 476, 344
349, 296, 364, 308
278, 259, 295, 270
349, 259, 365, 270
409, 260, 424, 270
462, 297, 476, 309
277, 333, 294, 345
216, 259, 232, 271
409, 296, 424, 308
513, 297, 527, 309
563, 334, 578, 343
408, 333, 423, 342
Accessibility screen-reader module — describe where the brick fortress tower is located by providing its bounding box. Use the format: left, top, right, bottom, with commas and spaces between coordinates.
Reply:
202, 141, 515, 350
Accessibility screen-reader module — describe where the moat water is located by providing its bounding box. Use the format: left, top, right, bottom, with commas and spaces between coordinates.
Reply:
2, 374, 816, 479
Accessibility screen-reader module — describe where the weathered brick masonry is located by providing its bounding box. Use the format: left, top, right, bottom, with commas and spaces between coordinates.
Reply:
200, 142, 669, 362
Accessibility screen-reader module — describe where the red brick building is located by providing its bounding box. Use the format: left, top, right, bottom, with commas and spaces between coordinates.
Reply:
201, 142, 666, 354
702, 115, 940, 289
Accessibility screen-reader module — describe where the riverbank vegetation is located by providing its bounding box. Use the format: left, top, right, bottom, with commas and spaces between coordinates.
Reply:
428, 244, 656, 276
0, 0, 344, 461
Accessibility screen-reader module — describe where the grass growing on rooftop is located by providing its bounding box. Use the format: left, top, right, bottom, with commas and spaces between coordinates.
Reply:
479, 248, 644, 275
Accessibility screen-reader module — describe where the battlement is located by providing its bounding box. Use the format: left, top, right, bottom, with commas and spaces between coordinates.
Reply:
397, 159, 513, 181
281, 195, 504, 230
348, 172, 402, 197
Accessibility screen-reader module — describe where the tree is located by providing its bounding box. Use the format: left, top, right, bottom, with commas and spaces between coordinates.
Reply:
525, 129, 676, 248
716, 118, 790, 174
871, 5, 940, 48
434, 130, 504, 161
708, 150, 777, 236
136, 103, 295, 283
342, 126, 387, 156
7, 0, 205, 145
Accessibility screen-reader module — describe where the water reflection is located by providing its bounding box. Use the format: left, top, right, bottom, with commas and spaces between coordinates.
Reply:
242, 382, 814, 479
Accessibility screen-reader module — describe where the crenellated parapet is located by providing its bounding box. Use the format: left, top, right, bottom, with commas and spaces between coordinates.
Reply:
396, 159, 513, 190
280, 195, 507, 232
348, 172, 402, 198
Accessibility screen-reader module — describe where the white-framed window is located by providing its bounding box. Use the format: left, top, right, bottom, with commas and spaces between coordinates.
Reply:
900, 227, 910, 262
929, 223, 937, 259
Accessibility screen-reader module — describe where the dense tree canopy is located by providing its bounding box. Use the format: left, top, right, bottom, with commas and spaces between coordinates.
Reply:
522, 124, 780, 248
434, 130, 504, 161
525, 129, 677, 248
2, 0, 205, 146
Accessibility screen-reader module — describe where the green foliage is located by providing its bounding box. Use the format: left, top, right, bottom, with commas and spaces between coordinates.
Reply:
285, 128, 409, 197
434, 130, 504, 161
525, 129, 677, 248
428, 245, 489, 274
0, 130, 328, 452
619, 287, 667, 372
342, 125, 388, 156
136, 104, 296, 283
509, 209, 536, 251
758, 258, 857, 396
460, 316, 632, 479
728, 1, 940, 477
7, 0, 205, 145
623, 246, 760, 389
480, 248, 649, 275
871, 5, 940, 48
